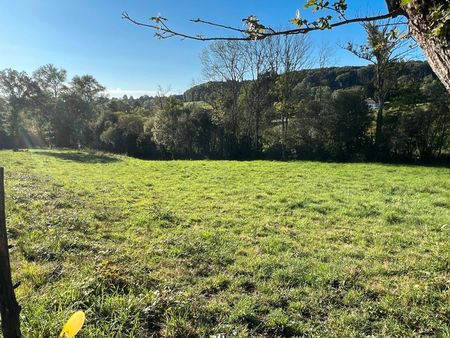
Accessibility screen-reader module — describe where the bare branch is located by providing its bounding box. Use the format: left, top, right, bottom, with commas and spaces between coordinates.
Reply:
190, 18, 248, 35
123, 10, 403, 42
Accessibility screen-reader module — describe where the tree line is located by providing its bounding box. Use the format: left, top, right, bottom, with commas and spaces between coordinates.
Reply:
0, 30, 449, 162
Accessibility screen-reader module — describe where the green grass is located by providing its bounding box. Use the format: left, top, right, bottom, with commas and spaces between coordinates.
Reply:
1, 149, 449, 337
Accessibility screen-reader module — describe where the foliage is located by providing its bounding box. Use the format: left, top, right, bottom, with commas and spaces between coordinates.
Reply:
288, 0, 449, 46
386, 75, 450, 160
0, 60, 449, 162
422, 0, 450, 45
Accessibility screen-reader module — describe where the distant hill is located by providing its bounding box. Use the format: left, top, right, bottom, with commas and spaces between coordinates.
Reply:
183, 61, 435, 102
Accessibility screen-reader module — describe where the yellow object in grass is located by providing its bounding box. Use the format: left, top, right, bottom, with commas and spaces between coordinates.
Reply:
59, 311, 86, 338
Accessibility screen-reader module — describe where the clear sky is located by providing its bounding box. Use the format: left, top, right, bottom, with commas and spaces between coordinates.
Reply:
0, 0, 396, 97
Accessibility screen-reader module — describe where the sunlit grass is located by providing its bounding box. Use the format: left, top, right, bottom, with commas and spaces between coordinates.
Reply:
1, 149, 449, 337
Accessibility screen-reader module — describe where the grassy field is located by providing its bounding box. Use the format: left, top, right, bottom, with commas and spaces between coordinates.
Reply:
0, 149, 449, 337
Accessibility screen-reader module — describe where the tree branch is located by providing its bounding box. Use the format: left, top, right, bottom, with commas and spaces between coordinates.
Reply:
189, 18, 248, 35
123, 10, 404, 41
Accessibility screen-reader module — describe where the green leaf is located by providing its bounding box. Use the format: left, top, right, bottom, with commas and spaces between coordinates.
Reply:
304, 0, 317, 9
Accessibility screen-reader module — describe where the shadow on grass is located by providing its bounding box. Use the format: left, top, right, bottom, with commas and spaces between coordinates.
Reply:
36, 151, 121, 164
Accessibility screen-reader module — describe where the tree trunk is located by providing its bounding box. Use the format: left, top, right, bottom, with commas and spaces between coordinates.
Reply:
374, 61, 386, 150
0, 168, 22, 338
281, 116, 286, 160
255, 111, 260, 152
375, 102, 384, 148
398, 1, 450, 93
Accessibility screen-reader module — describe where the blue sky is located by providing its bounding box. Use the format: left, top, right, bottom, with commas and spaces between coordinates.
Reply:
0, 0, 397, 97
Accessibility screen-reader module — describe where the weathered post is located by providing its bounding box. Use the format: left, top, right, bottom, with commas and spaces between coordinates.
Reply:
0, 167, 21, 338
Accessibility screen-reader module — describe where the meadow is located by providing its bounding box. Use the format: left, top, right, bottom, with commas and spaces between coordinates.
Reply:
0, 149, 449, 337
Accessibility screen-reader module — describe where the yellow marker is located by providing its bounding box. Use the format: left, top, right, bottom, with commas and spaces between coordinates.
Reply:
59, 311, 86, 338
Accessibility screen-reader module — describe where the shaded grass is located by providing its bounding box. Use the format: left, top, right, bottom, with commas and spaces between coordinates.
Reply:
0, 149, 449, 337
34, 150, 121, 163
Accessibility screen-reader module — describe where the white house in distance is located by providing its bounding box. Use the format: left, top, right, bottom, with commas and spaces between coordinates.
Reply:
365, 98, 380, 111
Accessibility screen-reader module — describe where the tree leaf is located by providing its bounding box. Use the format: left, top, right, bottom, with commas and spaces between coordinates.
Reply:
59, 311, 86, 338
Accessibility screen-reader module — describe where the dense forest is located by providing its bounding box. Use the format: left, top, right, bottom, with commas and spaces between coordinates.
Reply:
0, 58, 449, 162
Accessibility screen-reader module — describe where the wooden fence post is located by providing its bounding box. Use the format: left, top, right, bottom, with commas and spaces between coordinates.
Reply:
0, 167, 21, 338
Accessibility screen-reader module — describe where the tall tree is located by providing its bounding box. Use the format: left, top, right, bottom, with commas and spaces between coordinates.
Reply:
152, 97, 189, 158
241, 39, 271, 153
33, 64, 67, 98
201, 41, 248, 157
0, 69, 39, 149
328, 90, 371, 159
61, 75, 105, 147
346, 21, 409, 149
70, 75, 105, 103
32, 64, 68, 145
270, 34, 312, 159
